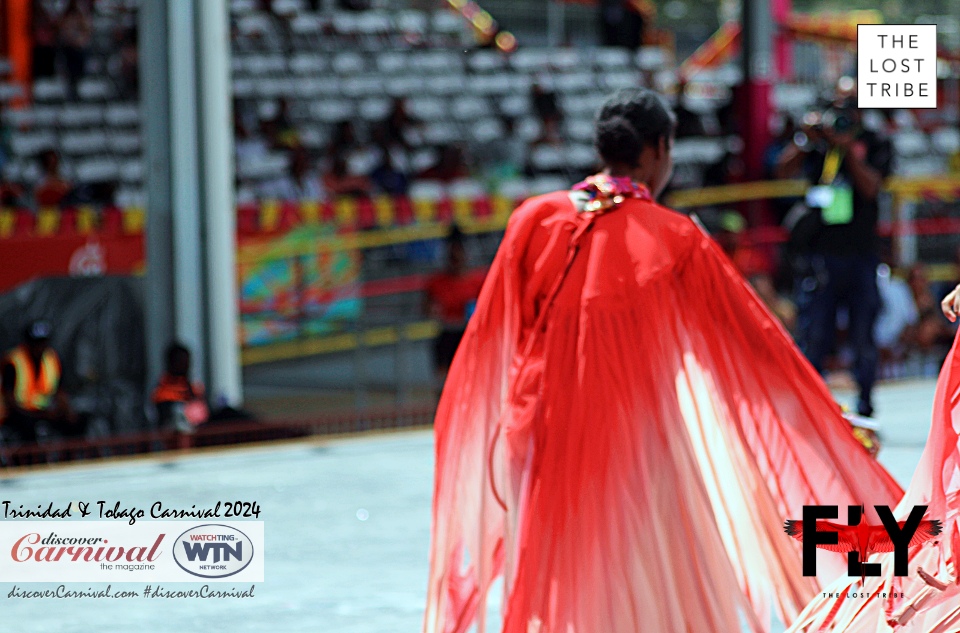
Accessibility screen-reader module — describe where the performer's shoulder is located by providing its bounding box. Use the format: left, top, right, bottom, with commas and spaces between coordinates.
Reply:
505, 190, 572, 232
631, 198, 701, 232
511, 190, 571, 218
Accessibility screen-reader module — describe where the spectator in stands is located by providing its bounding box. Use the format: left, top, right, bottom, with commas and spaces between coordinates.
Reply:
931, 243, 960, 303
235, 114, 270, 178
370, 146, 410, 196
58, 0, 93, 101
777, 80, 893, 417
764, 114, 797, 178
376, 98, 417, 150
703, 149, 745, 188
532, 116, 564, 149
323, 154, 372, 197
713, 210, 769, 279
532, 80, 562, 128
34, 150, 72, 208
765, 114, 801, 224
418, 144, 470, 182
260, 117, 282, 150
1, 320, 86, 445
908, 264, 940, 317
32, 2, 59, 79
423, 227, 486, 389
528, 119, 566, 176
875, 260, 918, 370
715, 96, 737, 137
673, 80, 706, 139
907, 264, 955, 353
269, 98, 300, 149
234, 97, 259, 139
328, 120, 361, 160
750, 273, 797, 333
599, 0, 652, 49
259, 147, 325, 201
110, 26, 139, 100
152, 343, 208, 433
338, 0, 373, 10
0, 182, 25, 207
477, 117, 527, 183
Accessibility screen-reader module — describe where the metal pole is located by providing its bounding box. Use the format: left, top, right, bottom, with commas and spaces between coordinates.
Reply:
196, 0, 243, 407
167, 0, 206, 384
140, 0, 174, 413
739, 0, 773, 182
547, 0, 565, 47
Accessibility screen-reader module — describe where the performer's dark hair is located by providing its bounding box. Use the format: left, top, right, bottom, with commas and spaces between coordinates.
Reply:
594, 88, 676, 167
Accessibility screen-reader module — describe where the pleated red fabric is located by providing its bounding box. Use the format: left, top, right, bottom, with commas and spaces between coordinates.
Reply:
423, 189, 904, 633
785, 332, 960, 633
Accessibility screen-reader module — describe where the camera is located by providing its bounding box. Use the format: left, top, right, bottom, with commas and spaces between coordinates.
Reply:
801, 98, 860, 136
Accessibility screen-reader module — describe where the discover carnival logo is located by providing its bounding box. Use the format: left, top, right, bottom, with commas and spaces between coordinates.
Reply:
12, 531, 164, 566
173, 524, 254, 579
0, 521, 263, 582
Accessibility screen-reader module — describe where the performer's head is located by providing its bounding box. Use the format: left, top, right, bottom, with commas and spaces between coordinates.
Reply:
594, 88, 676, 198
165, 342, 192, 378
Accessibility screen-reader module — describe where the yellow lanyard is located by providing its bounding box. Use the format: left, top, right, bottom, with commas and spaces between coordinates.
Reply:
820, 147, 845, 185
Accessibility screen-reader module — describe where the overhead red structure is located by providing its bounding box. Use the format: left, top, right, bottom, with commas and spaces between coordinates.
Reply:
4, 0, 30, 107
679, 21, 741, 81
781, 9, 883, 46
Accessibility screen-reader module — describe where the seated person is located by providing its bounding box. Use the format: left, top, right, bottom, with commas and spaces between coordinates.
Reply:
152, 343, 208, 432
1, 320, 86, 444
33, 150, 72, 207
423, 228, 487, 389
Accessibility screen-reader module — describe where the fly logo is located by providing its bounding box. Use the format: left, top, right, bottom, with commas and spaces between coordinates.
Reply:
783, 505, 941, 583
173, 525, 255, 579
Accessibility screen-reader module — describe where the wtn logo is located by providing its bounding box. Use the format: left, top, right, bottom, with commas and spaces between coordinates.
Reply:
783, 505, 941, 583
181, 540, 243, 564
173, 524, 255, 579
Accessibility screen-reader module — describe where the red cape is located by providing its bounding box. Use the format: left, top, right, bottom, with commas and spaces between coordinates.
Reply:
424, 191, 903, 633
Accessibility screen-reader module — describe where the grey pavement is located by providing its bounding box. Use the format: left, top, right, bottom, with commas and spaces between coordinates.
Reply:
0, 378, 939, 632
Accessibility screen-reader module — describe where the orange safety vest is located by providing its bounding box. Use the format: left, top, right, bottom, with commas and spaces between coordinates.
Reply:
151, 374, 208, 426
152, 374, 196, 404
4, 345, 60, 411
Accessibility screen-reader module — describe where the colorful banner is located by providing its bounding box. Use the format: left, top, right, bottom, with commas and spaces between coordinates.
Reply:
237, 225, 362, 347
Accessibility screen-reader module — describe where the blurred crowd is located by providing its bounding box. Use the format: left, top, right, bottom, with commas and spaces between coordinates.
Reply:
233, 83, 570, 205
33, 0, 138, 100
1, 3, 957, 413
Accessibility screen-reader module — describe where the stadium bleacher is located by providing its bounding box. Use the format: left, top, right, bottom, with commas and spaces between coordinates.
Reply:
0, 0, 687, 214
5, 0, 953, 219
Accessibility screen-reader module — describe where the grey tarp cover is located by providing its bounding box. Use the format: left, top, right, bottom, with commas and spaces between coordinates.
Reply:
0, 276, 147, 434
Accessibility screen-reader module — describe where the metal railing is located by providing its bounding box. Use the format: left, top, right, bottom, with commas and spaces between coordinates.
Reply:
0, 404, 436, 469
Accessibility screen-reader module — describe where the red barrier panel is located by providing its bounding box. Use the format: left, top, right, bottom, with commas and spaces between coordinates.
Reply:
0, 234, 143, 291
7, 193, 959, 295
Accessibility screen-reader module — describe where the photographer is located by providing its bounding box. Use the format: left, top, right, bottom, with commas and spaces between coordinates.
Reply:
776, 79, 893, 417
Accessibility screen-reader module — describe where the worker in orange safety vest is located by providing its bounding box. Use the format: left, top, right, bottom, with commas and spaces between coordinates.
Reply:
151, 342, 208, 432
1, 320, 85, 444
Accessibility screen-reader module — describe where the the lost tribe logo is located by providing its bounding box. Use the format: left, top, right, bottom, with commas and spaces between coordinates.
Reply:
173, 524, 254, 579
783, 505, 941, 583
